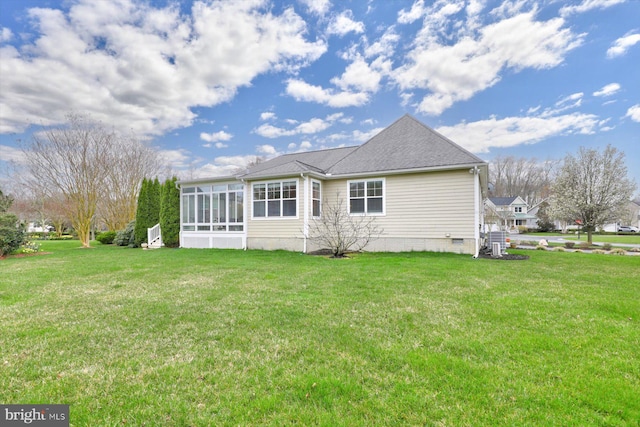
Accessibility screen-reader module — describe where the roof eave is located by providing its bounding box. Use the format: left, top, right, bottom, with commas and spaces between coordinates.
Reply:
324, 162, 488, 180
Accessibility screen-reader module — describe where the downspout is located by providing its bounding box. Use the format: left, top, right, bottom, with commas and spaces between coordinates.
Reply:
302, 173, 309, 253
241, 178, 248, 250
473, 166, 480, 258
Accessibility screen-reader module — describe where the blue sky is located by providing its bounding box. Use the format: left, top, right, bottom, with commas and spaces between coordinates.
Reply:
1, 0, 638, 191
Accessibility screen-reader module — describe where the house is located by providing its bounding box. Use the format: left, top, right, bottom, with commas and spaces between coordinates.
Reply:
485, 196, 538, 232
177, 115, 489, 255
601, 200, 640, 232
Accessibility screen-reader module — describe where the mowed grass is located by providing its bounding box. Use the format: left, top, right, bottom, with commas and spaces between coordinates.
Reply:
1, 241, 639, 426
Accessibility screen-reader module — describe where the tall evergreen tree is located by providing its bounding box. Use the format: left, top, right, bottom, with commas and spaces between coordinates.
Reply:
133, 178, 149, 246
160, 177, 180, 247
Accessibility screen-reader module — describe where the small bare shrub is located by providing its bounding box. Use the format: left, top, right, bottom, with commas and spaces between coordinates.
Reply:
564, 241, 575, 249
578, 241, 591, 250
602, 243, 612, 251
610, 248, 626, 255
592, 249, 606, 254
628, 247, 640, 253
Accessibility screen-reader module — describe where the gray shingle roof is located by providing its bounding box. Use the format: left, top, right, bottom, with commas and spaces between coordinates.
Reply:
327, 115, 485, 175
488, 197, 519, 206
240, 115, 486, 179
239, 146, 357, 179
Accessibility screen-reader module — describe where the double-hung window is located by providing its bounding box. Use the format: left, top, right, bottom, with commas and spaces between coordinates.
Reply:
312, 181, 321, 217
349, 179, 384, 215
253, 180, 297, 218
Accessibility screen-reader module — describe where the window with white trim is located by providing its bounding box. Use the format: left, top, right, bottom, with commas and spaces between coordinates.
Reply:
181, 184, 244, 232
253, 180, 297, 218
349, 179, 384, 215
312, 180, 321, 217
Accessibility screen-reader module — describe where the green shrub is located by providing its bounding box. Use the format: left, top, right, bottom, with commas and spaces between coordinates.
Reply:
96, 231, 117, 245
160, 177, 180, 248
578, 241, 591, 250
0, 213, 26, 256
564, 241, 575, 249
115, 221, 136, 247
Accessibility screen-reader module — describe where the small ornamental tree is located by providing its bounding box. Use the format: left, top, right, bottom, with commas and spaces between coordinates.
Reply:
551, 145, 636, 244
160, 177, 180, 247
308, 195, 382, 257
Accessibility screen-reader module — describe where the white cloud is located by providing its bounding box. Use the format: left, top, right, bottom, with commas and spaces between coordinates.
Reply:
299, 0, 331, 16
626, 105, 640, 122
393, 6, 583, 115
200, 130, 233, 143
260, 112, 276, 121
0, 27, 13, 43
593, 83, 621, 97
300, 140, 312, 149
436, 112, 601, 153
0, 0, 326, 135
194, 155, 260, 178
288, 142, 297, 150
327, 10, 365, 36
560, 0, 627, 17
353, 127, 385, 142
256, 144, 277, 155
158, 148, 195, 170
330, 56, 384, 92
215, 142, 228, 149
0, 145, 25, 163
398, 0, 428, 24
285, 78, 370, 107
254, 113, 344, 138
606, 32, 640, 58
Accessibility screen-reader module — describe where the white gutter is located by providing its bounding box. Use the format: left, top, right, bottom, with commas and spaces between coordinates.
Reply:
302, 173, 309, 253
472, 166, 480, 258
241, 178, 248, 250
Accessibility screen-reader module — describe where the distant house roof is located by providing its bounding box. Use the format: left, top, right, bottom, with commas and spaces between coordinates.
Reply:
488, 197, 519, 206
239, 114, 486, 180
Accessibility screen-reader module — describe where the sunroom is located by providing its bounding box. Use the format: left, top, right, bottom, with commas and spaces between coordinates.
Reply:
179, 179, 246, 249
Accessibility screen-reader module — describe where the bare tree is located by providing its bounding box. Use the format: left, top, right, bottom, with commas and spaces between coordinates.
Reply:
21, 114, 113, 247
307, 194, 382, 257
99, 134, 161, 231
550, 145, 636, 244
490, 156, 559, 205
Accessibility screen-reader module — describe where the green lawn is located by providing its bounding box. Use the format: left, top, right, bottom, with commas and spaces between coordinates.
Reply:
1, 241, 639, 426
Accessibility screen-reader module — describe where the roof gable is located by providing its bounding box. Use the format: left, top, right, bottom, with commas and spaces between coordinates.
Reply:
327, 115, 485, 175
241, 115, 486, 180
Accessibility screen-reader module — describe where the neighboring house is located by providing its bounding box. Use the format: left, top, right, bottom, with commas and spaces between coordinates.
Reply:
601, 200, 640, 232
485, 196, 537, 232
177, 115, 489, 255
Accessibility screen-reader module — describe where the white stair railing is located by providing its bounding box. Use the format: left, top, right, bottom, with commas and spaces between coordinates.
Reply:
147, 223, 162, 248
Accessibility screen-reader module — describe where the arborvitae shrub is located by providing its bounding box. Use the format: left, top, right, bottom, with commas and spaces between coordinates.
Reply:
160, 177, 180, 248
